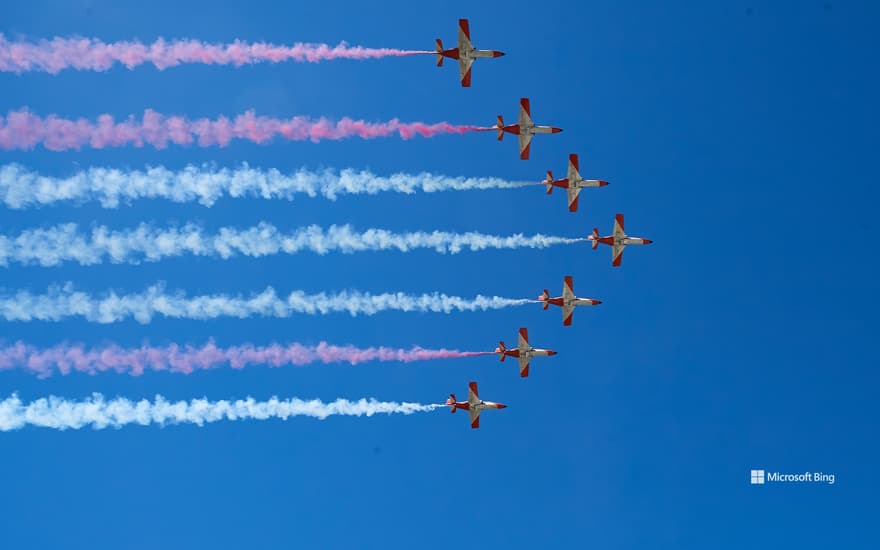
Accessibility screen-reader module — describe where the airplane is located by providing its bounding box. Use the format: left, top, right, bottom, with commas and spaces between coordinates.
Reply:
435, 19, 504, 87
543, 153, 610, 212
495, 98, 562, 160
446, 381, 507, 429
495, 327, 557, 378
539, 275, 602, 326
588, 213, 653, 267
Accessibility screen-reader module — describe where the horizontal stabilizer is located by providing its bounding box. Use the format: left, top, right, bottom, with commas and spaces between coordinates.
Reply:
435, 39, 444, 66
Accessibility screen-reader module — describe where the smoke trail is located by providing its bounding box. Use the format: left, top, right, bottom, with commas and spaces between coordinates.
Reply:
0, 393, 441, 431
0, 35, 433, 74
0, 341, 497, 377
0, 283, 535, 323
0, 164, 534, 208
0, 223, 585, 267
0, 109, 489, 152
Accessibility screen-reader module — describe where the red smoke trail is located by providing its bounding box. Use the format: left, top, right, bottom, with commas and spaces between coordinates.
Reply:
0, 341, 498, 377
0, 35, 433, 73
0, 109, 492, 151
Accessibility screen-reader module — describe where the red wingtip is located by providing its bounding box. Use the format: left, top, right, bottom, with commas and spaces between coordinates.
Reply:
551, 127, 563, 133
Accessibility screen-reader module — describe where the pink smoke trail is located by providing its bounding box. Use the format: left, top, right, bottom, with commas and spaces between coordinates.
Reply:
0, 109, 490, 151
0, 35, 433, 74
0, 341, 498, 377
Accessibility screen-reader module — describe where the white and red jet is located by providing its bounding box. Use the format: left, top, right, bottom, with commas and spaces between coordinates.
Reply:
544, 153, 610, 212
495, 328, 557, 377
435, 19, 504, 87
446, 381, 507, 429
495, 98, 562, 160
588, 213, 653, 267
539, 276, 602, 326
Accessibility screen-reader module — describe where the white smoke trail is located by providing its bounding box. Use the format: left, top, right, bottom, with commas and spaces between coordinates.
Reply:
0, 223, 586, 267
0, 393, 441, 431
0, 164, 533, 208
0, 283, 535, 323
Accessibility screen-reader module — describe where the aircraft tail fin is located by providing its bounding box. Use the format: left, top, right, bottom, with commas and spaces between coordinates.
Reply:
497, 341, 507, 361
446, 393, 456, 412
544, 171, 554, 194
435, 39, 444, 66
590, 228, 600, 250
496, 116, 505, 140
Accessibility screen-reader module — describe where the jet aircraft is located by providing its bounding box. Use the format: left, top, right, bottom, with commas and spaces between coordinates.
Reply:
435, 19, 504, 87
539, 276, 602, 326
495, 98, 562, 159
543, 153, 609, 212
588, 213, 653, 267
446, 381, 507, 429
496, 328, 557, 377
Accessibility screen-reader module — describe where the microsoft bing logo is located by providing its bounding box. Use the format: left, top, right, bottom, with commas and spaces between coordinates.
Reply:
749, 468, 835, 485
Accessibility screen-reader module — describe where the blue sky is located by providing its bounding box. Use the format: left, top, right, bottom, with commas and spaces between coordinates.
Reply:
1, 0, 878, 547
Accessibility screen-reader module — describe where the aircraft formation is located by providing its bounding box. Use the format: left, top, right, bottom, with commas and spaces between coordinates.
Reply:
0, 19, 654, 432
436, 19, 653, 428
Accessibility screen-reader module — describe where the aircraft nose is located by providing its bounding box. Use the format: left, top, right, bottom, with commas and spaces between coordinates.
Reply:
493, 51, 505, 57
592, 299, 602, 305
496, 404, 507, 409
551, 127, 563, 133
643, 239, 653, 245
599, 180, 610, 187
547, 350, 558, 356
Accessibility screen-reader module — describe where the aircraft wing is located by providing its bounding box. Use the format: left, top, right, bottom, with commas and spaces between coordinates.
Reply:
562, 304, 574, 326
613, 213, 625, 239
612, 242, 624, 267
518, 355, 530, 378
562, 277, 575, 325
518, 98, 533, 127
566, 186, 581, 212
518, 133, 533, 160
467, 381, 480, 428
567, 154, 581, 182
469, 407, 481, 429
467, 381, 479, 405
563, 276, 574, 300
458, 57, 475, 87
517, 328, 529, 351
457, 19, 474, 51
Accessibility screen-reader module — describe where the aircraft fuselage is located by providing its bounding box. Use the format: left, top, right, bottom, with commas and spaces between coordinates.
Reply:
543, 296, 598, 308
501, 123, 561, 137
450, 400, 506, 412
439, 47, 502, 62
548, 177, 608, 191
594, 235, 652, 247
501, 348, 557, 361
